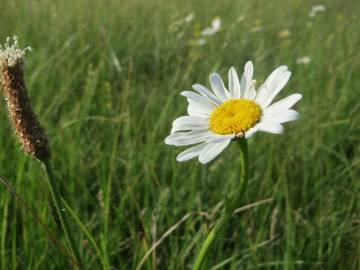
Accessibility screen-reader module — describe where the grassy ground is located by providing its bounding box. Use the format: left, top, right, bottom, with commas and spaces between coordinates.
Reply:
0, 0, 359, 269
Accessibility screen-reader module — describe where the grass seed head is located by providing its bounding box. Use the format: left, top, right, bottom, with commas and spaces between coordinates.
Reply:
0, 37, 51, 161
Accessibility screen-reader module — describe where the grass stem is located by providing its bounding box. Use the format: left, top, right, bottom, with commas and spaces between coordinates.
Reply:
193, 138, 249, 270
43, 160, 84, 269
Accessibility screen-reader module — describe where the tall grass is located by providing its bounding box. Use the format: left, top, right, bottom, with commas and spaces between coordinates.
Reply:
0, 0, 359, 269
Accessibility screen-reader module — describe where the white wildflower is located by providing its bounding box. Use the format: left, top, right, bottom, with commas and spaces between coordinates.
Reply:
184, 13, 195, 23
237, 15, 245, 23
250, 26, 263, 33
296, 56, 311, 65
201, 17, 221, 36
165, 61, 302, 164
312, 4, 326, 12
196, 38, 206, 46
309, 4, 326, 18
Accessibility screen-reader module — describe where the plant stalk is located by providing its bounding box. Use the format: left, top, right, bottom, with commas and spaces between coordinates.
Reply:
43, 160, 84, 269
193, 138, 249, 270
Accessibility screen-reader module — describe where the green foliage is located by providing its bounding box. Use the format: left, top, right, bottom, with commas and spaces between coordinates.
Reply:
0, 0, 359, 269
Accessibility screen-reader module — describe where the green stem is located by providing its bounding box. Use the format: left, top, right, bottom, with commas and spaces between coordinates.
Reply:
193, 138, 249, 270
43, 160, 84, 269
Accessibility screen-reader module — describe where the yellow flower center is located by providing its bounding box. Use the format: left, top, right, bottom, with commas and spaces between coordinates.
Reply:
210, 99, 262, 135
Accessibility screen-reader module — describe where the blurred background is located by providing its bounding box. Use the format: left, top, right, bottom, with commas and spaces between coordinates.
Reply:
0, 0, 359, 269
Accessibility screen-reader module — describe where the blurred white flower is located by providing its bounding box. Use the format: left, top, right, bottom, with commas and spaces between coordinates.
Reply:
211, 18, 221, 29
312, 4, 326, 12
201, 17, 221, 36
170, 13, 195, 32
237, 15, 245, 22
309, 11, 316, 18
296, 56, 311, 65
250, 26, 263, 33
309, 4, 326, 18
196, 38, 206, 46
184, 13, 195, 23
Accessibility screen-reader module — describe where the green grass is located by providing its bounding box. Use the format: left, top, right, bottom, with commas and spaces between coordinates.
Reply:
0, 0, 359, 269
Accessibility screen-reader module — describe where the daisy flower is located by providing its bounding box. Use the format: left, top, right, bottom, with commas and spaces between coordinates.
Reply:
201, 17, 221, 36
165, 61, 302, 164
296, 56, 311, 65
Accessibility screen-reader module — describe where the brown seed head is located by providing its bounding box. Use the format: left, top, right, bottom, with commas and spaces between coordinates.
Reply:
0, 37, 51, 161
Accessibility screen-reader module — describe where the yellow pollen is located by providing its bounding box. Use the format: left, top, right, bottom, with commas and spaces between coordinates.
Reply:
210, 99, 262, 135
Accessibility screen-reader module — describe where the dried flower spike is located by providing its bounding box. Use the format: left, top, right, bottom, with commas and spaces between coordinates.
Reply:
0, 37, 51, 161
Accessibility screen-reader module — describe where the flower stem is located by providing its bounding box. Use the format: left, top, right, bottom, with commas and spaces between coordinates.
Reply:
193, 138, 249, 270
43, 160, 84, 269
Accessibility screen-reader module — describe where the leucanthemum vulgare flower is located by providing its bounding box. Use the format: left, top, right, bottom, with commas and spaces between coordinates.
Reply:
165, 61, 302, 164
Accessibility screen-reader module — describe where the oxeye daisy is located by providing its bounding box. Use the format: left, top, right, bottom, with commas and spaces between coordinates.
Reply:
165, 61, 302, 164
165, 61, 302, 270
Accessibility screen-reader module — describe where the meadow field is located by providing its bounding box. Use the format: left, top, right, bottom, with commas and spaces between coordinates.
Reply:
0, 0, 359, 269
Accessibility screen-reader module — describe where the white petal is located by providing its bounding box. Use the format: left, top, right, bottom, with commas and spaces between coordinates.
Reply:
264, 65, 288, 86
210, 73, 230, 101
243, 80, 257, 100
263, 110, 299, 124
263, 94, 302, 116
255, 65, 288, 106
176, 143, 208, 162
172, 116, 207, 126
254, 84, 268, 104
181, 91, 216, 110
243, 61, 254, 85
165, 132, 185, 145
256, 122, 284, 134
206, 134, 235, 143
198, 139, 232, 164
166, 130, 213, 146
261, 71, 291, 108
187, 101, 212, 117
192, 84, 221, 105
256, 70, 291, 109
201, 27, 216, 36
244, 126, 258, 138
244, 61, 254, 82
240, 61, 254, 98
171, 116, 209, 133
228, 67, 241, 98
